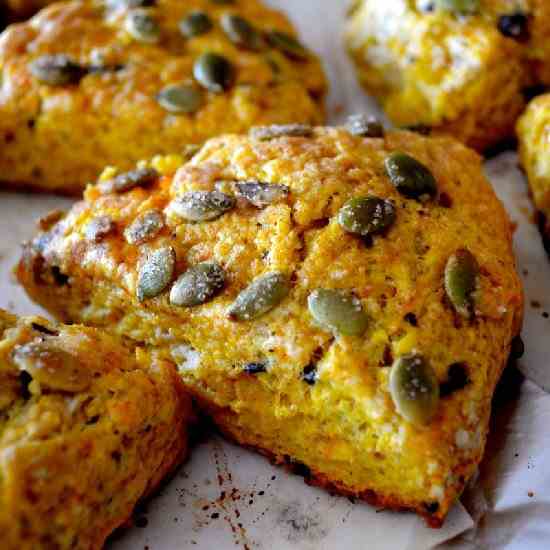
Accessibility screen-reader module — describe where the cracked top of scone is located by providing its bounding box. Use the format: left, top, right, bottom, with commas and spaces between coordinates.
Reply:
0, 0, 326, 193
20, 124, 523, 438
345, 0, 550, 151
0, 308, 191, 549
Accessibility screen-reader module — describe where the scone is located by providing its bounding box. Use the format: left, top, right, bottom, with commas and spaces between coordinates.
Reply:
0, 0, 325, 194
517, 93, 550, 252
0, 308, 192, 549
17, 123, 524, 527
345, 0, 550, 152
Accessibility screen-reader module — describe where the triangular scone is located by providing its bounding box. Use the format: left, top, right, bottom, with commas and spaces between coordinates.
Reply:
17, 125, 523, 526
0, 309, 192, 549
0, 0, 325, 193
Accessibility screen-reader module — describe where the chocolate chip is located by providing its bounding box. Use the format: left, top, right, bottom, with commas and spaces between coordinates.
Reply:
497, 13, 530, 41
404, 312, 418, 326
301, 364, 317, 385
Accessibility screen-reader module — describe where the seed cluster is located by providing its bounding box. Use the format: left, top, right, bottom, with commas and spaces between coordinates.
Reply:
103, 123, 484, 427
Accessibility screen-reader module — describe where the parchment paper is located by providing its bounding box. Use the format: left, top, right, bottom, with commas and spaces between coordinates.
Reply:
1, 1, 549, 548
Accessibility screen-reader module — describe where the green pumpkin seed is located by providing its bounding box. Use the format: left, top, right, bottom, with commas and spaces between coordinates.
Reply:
345, 114, 384, 138
85, 215, 115, 242
444, 249, 479, 318
221, 14, 262, 50
389, 354, 439, 426
384, 152, 437, 201
97, 167, 158, 194
249, 124, 313, 140
338, 196, 395, 237
124, 209, 164, 245
136, 246, 175, 301
167, 190, 235, 222
30, 55, 86, 86
307, 289, 369, 337
228, 272, 290, 321
193, 52, 234, 93
267, 30, 308, 60
12, 340, 92, 393
170, 262, 225, 307
179, 11, 213, 38
435, 0, 479, 14
157, 84, 203, 114
235, 181, 289, 207
125, 9, 160, 43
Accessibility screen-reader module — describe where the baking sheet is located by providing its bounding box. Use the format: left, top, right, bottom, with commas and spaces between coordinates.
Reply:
1, 1, 549, 548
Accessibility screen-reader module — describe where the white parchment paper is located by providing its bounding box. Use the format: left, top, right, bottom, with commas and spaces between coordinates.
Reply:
1, 1, 548, 549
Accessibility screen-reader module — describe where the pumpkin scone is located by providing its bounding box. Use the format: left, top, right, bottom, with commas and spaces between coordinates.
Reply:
0, 0, 325, 194
517, 93, 550, 252
0, 308, 192, 550
17, 123, 524, 527
345, 0, 550, 152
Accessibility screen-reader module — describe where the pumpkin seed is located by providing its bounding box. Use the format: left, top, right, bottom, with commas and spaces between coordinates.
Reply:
12, 340, 92, 393
97, 167, 158, 194
389, 354, 439, 426
384, 152, 437, 200
345, 114, 384, 138
235, 181, 289, 207
249, 124, 313, 140
85, 215, 115, 242
167, 190, 235, 222
228, 271, 290, 321
338, 196, 395, 237
170, 262, 225, 307
179, 11, 213, 38
157, 84, 203, 114
136, 246, 175, 301
267, 30, 308, 60
125, 9, 160, 43
444, 249, 479, 318
435, 0, 479, 14
193, 52, 234, 93
124, 209, 164, 244
30, 54, 86, 86
221, 14, 262, 50
307, 289, 368, 337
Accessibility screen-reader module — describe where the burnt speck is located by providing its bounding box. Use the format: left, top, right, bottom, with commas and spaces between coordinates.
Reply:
438, 192, 453, 208
243, 362, 267, 375
301, 364, 317, 386
135, 516, 148, 528
440, 362, 470, 398
382, 344, 393, 367
543, 312, 549, 319
424, 501, 439, 514
404, 312, 418, 326
31, 322, 58, 336
211, 512, 220, 520
51, 266, 69, 286
362, 234, 374, 248
402, 124, 431, 136
19, 370, 33, 399
498, 13, 530, 41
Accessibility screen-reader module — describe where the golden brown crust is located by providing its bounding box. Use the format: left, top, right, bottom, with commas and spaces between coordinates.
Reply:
0, 308, 193, 550
17, 126, 523, 527
0, 0, 326, 193
345, 0, 550, 152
